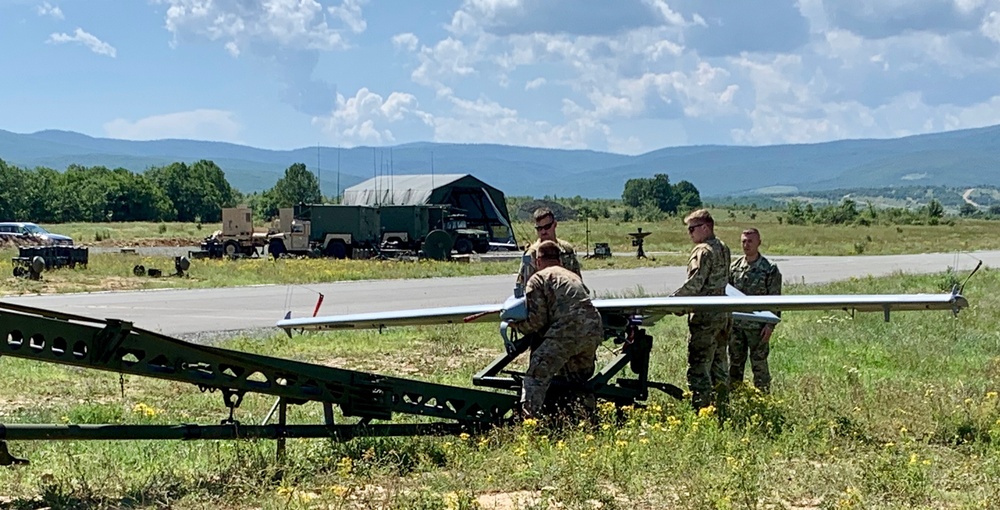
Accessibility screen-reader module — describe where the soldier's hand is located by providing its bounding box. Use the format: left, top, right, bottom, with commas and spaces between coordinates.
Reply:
761, 324, 774, 343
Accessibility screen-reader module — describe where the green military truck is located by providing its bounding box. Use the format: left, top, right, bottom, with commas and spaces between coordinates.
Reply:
379, 205, 491, 260
267, 204, 379, 259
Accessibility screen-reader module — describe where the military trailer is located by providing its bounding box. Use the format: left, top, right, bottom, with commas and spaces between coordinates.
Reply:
267, 204, 379, 259
379, 205, 491, 260
193, 206, 270, 258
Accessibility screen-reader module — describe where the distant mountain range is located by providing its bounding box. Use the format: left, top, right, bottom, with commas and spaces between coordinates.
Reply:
2, 125, 1000, 198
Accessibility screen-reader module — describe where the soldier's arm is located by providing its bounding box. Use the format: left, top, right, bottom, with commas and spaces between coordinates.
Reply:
513, 274, 551, 335
671, 247, 709, 297
768, 265, 782, 296
566, 251, 582, 280
515, 252, 535, 288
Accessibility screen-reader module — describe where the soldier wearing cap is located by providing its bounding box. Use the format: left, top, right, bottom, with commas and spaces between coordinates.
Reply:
516, 207, 582, 288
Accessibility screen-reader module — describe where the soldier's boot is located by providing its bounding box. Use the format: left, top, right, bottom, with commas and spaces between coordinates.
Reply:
691, 391, 712, 412
714, 382, 731, 424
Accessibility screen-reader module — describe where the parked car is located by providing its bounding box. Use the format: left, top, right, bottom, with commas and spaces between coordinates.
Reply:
0, 222, 74, 245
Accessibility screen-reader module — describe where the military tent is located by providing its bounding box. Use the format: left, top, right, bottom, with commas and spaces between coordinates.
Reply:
342, 174, 516, 246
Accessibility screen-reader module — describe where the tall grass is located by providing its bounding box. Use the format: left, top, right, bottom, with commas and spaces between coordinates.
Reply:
0, 271, 997, 508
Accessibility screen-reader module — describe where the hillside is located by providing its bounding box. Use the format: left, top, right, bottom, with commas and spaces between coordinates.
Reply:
3, 125, 1000, 198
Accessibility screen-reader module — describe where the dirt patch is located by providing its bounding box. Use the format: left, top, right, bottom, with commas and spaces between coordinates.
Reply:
477, 491, 543, 510
92, 237, 203, 248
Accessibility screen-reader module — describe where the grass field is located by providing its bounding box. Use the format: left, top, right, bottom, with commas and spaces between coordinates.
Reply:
0, 270, 997, 508
3, 211, 999, 296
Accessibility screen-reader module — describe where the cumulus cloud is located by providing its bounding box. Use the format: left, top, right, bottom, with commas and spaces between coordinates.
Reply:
393, 33, 420, 52
450, 0, 675, 37
37, 2, 64, 19
161, 0, 353, 52
525, 77, 546, 90
160, 0, 370, 115
48, 28, 117, 57
104, 110, 244, 142
822, 0, 985, 39
315, 88, 428, 145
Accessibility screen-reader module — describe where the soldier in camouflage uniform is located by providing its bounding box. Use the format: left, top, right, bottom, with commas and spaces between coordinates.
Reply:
729, 228, 782, 393
516, 207, 582, 288
671, 209, 732, 411
511, 241, 603, 419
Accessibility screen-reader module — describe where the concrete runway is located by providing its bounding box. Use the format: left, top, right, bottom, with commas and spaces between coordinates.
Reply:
2, 251, 994, 337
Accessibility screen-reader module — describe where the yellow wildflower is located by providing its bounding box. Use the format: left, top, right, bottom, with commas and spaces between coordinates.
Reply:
335, 456, 353, 476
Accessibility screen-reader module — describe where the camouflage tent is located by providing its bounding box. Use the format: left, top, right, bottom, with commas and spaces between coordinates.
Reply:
342, 174, 516, 246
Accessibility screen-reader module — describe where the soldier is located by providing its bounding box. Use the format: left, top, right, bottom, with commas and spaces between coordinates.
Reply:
729, 228, 782, 393
671, 209, 732, 411
516, 207, 582, 288
511, 240, 603, 419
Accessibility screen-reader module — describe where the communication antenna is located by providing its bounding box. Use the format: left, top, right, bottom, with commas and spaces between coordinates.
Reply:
316, 144, 322, 202
959, 259, 982, 296
337, 146, 341, 203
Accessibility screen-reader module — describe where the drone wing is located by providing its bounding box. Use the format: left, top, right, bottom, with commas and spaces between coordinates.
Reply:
277, 285, 967, 333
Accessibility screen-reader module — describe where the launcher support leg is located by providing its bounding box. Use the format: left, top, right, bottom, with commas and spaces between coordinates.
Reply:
0, 440, 28, 466
276, 398, 288, 464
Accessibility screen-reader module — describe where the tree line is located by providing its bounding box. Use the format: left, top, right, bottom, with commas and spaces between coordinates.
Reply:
783, 198, 950, 226
0, 159, 322, 223
2, 158, 704, 225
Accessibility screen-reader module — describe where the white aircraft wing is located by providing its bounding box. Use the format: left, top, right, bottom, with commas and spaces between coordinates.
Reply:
277, 286, 968, 333
277, 303, 506, 331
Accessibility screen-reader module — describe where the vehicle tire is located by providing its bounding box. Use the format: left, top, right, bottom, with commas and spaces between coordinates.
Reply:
223, 241, 240, 258
325, 241, 348, 259
454, 237, 473, 254
474, 242, 491, 254
268, 239, 286, 259
422, 230, 452, 261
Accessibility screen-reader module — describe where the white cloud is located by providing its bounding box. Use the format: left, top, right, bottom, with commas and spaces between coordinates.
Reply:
328, 0, 368, 34
37, 2, 64, 19
315, 88, 425, 145
525, 77, 546, 90
159, 0, 371, 116
982, 10, 1000, 41
103, 110, 243, 142
161, 0, 363, 54
48, 28, 117, 57
392, 33, 419, 52
411, 37, 478, 95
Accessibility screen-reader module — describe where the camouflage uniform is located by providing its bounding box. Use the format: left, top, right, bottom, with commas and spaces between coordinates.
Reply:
729, 254, 782, 391
516, 238, 582, 288
514, 265, 603, 418
672, 236, 732, 410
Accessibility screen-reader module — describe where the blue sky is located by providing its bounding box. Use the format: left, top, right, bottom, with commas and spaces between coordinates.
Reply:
4, 0, 1000, 155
